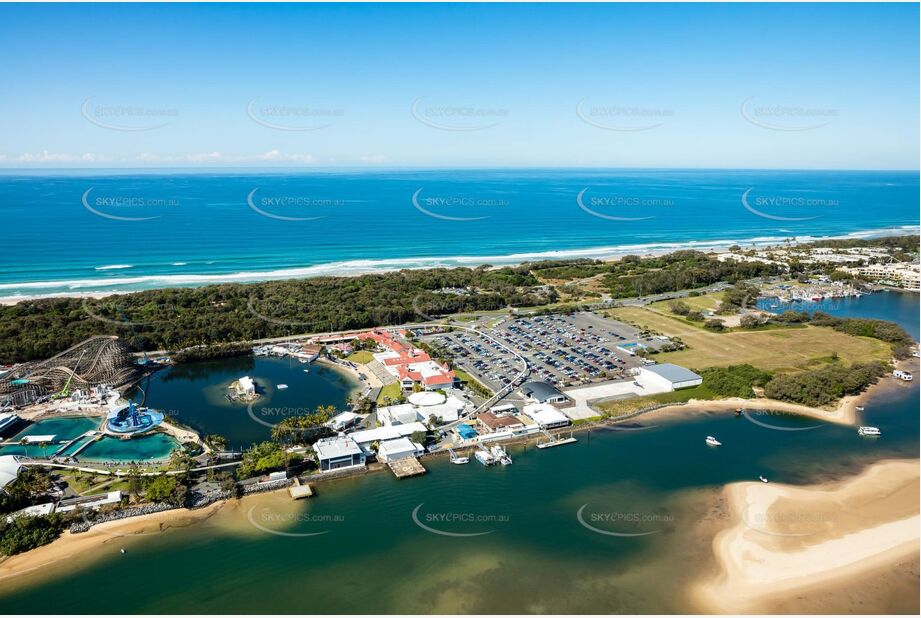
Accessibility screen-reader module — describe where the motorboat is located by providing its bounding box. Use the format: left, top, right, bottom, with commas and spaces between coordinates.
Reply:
705, 436, 722, 447
448, 447, 469, 465
857, 426, 881, 437
277, 384, 288, 389
490, 444, 512, 466
474, 449, 496, 466
759, 475, 769, 483
855, 405, 865, 412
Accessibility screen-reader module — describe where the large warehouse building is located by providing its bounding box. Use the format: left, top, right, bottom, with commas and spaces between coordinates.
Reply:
635, 363, 703, 391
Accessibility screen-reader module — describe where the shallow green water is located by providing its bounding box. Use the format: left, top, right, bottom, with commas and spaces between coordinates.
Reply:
0, 296, 917, 613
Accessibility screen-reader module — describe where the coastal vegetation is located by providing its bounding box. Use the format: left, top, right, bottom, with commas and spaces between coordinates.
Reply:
698, 365, 772, 398
0, 514, 64, 556
763, 361, 889, 407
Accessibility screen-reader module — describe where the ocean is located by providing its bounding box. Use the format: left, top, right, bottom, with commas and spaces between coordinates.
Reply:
0, 169, 917, 299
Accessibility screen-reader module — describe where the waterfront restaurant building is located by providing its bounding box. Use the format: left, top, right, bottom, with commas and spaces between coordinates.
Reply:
313, 435, 366, 472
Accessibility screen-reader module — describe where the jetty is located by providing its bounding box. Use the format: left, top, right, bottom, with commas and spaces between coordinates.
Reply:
536, 431, 577, 449
389, 457, 426, 479
288, 477, 315, 499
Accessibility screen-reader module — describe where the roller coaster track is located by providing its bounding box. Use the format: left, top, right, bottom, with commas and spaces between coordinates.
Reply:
0, 336, 139, 396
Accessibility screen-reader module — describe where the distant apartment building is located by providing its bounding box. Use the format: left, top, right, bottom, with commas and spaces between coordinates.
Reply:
844, 263, 921, 291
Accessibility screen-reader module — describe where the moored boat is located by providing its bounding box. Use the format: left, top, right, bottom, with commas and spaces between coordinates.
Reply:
857, 426, 881, 437
705, 436, 722, 447
474, 449, 496, 465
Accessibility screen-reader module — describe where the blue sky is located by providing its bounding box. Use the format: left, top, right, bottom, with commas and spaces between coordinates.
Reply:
0, 3, 917, 169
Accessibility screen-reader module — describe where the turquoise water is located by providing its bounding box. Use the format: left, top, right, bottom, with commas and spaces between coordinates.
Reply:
0, 170, 917, 298
129, 356, 358, 449
0, 415, 178, 462
0, 295, 916, 613
78, 433, 178, 462
0, 417, 100, 457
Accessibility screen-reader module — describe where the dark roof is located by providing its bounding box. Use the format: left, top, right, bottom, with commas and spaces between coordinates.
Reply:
520, 381, 566, 401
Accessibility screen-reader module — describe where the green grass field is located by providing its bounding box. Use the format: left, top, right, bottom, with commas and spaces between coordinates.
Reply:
376, 382, 403, 404
345, 350, 375, 364
649, 293, 722, 314
609, 306, 892, 372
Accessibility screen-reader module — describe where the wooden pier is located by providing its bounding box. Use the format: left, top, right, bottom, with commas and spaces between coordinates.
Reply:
388, 457, 426, 479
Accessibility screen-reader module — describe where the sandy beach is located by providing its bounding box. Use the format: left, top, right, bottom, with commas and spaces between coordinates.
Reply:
693, 458, 920, 614
0, 501, 226, 587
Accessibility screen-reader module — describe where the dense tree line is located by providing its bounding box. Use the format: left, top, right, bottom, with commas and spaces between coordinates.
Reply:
763, 361, 888, 407
0, 265, 551, 362
699, 365, 773, 398
535, 251, 784, 297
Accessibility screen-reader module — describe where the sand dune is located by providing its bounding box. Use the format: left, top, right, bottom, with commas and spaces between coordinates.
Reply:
694, 459, 920, 613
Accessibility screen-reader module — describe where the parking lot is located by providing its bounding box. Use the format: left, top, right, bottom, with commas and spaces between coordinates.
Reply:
417, 311, 676, 395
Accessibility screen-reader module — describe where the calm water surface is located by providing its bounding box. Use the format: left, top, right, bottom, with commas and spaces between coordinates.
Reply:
0, 295, 916, 613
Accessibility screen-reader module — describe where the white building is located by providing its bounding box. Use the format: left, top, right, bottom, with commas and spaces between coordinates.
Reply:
348, 422, 428, 453
635, 364, 702, 391
326, 411, 362, 432
376, 437, 424, 462
377, 404, 419, 427
235, 376, 256, 397
522, 403, 571, 429
313, 435, 366, 472
0, 455, 23, 494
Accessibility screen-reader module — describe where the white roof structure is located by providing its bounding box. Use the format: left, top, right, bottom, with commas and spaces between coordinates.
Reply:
348, 422, 428, 447
326, 411, 361, 431
313, 435, 363, 460
408, 391, 446, 406
639, 363, 702, 384
0, 455, 22, 491
238, 376, 256, 393
6, 502, 55, 522
377, 437, 423, 461
21, 435, 56, 444
377, 404, 419, 426
523, 403, 571, 428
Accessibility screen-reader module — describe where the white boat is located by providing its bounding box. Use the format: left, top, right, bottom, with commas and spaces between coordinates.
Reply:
759, 475, 769, 483
490, 444, 512, 465
277, 384, 288, 390
474, 449, 496, 466
448, 447, 469, 465
893, 370, 913, 382
705, 436, 722, 447
855, 405, 865, 412
857, 426, 881, 437
303, 368, 310, 373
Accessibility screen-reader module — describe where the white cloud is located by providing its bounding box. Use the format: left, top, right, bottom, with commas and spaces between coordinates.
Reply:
14, 150, 111, 163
